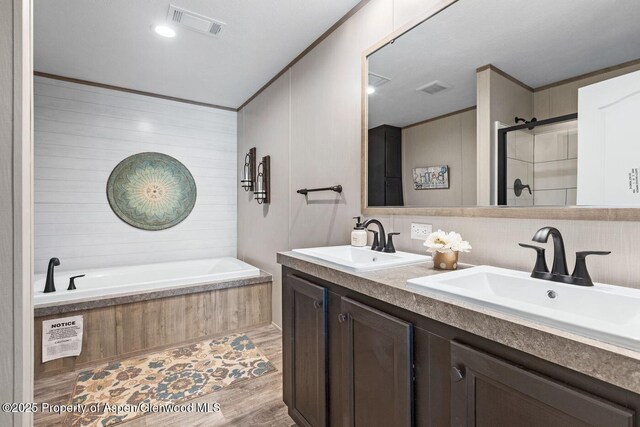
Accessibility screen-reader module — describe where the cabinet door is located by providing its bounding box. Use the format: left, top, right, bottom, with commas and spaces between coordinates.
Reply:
368, 126, 386, 207
340, 297, 413, 427
283, 274, 328, 427
385, 177, 404, 206
384, 126, 402, 178
451, 342, 634, 427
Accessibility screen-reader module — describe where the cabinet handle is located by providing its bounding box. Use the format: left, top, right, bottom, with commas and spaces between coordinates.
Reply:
450, 366, 465, 382
313, 300, 322, 309
338, 313, 348, 323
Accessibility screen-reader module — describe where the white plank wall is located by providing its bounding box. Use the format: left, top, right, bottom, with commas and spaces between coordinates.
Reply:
34, 76, 237, 273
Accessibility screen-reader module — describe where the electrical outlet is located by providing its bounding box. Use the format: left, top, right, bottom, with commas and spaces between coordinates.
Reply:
411, 223, 432, 240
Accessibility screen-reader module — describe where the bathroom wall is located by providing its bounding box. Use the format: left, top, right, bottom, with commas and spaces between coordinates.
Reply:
401, 108, 477, 206
533, 61, 640, 120
237, 70, 291, 322
0, 1, 16, 417
477, 67, 534, 204
35, 76, 237, 273
238, 0, 438, 326
238, 0, 640, 327
1, 0, 32, 420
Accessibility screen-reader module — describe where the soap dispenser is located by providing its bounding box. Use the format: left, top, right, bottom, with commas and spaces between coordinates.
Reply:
351, 216, 367, 247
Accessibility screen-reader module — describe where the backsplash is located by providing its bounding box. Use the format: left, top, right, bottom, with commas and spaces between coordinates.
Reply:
34, 76, 237, 273
374, 215, 640, 289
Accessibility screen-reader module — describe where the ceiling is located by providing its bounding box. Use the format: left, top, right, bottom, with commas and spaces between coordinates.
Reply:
368, 0, 640, 128
34, 0, 361, 109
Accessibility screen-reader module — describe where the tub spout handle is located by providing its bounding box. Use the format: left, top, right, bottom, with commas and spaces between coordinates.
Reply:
68, 275, 85, 291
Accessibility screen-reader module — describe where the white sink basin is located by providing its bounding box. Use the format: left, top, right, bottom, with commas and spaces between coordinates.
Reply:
408, 265, 640, 351
293, 245, 430, 272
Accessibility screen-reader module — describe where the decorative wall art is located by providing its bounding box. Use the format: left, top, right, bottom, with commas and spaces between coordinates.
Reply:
107, 152, 197, 230
413, 165, 450, 190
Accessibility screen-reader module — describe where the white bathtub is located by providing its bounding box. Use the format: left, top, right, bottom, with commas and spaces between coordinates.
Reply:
34, 258, 261, 308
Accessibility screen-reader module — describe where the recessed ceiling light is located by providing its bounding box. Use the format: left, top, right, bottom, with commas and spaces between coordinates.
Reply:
154, 25, 176, 38
367, 86, 376, 95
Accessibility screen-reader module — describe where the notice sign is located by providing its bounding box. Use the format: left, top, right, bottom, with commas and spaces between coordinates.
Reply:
629, 168, 639, 195
42, 315, 83, 362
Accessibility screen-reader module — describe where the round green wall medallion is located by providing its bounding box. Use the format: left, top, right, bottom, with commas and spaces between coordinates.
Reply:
106, 152, 197, 231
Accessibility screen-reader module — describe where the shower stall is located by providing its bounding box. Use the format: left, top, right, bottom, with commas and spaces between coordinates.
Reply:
498, 114, 578, 206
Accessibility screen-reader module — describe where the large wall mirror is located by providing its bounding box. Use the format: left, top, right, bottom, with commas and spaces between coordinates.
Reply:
363, 0, 640, 218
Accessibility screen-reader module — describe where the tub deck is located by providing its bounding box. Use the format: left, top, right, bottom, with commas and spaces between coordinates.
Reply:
34, 273, 272, 379
35, 270, 271, 317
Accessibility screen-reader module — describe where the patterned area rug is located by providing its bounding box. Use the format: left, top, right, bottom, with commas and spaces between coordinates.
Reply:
64, 333, 275, 427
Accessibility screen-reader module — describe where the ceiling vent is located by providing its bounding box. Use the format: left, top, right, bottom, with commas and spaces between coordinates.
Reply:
416, 80, 451, 95
368, 72, 391, 88
167, 5, 226, 37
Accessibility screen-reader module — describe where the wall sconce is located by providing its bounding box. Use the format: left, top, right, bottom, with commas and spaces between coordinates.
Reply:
240, 147, 256, 191
255, 155, 270, 204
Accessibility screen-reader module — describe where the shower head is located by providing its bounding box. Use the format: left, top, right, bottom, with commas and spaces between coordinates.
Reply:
515, 116, 538, 130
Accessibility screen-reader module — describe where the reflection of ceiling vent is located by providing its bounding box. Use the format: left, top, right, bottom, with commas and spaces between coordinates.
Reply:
167, 5, 226, 37
416, 80, 451, 95
368, 72, 391, 88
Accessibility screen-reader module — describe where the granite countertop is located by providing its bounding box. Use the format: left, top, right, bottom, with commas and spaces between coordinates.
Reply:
277, 251, 640, 394
34, 271, 273, 317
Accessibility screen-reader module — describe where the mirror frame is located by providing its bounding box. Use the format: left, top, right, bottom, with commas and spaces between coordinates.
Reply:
361, 0, 640, 221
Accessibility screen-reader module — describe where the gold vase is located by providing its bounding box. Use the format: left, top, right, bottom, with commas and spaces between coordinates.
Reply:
433, 251, 459, 270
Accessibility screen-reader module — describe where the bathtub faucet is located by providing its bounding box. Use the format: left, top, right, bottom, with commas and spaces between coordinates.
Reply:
44, 257, 60, 293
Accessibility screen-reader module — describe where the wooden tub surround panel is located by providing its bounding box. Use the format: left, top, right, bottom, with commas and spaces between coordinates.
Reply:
34, 282, 272, 379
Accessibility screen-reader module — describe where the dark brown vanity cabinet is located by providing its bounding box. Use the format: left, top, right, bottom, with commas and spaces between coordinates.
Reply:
283, 273, 414, 427
450, 342, 634, 427
282, 268, 640, 427
283, 275, 328, 427
340, 297, 413, 427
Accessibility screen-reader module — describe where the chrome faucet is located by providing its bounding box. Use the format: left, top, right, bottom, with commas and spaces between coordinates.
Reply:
44, 257, 60, 293
520, 227, 610, 286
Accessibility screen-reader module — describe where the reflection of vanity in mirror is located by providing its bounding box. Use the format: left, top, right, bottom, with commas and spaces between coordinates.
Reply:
364, 0, 640, 211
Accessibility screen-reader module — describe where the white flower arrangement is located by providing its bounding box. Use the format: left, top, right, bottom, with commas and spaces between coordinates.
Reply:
424, 230, 472, 254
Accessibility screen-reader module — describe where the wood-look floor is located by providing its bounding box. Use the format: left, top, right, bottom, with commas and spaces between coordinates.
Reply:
34, 324, 295, 427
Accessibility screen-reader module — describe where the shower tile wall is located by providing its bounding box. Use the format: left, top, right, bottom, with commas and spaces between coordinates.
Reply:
533, 126, 578, 206
507, 125, 578, 206
34, 76, 238, 273
506, 130, 534, 206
